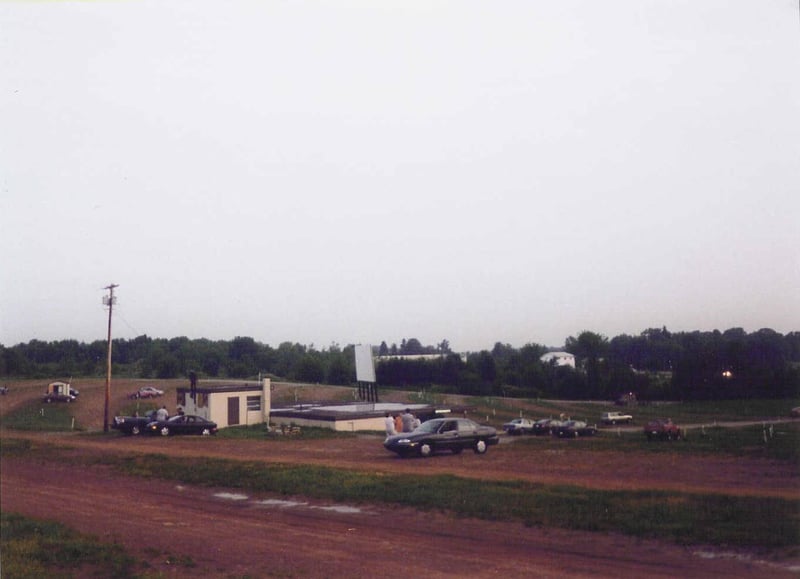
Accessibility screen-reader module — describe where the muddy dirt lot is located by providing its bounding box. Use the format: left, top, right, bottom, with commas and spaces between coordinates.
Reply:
1, 379, 798, 577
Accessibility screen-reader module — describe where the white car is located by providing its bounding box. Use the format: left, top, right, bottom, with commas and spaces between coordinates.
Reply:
601, 411, 633, 425
502, 418, 535, 435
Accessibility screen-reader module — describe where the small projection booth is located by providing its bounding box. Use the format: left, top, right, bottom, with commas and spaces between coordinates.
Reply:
176, 379, 271, 429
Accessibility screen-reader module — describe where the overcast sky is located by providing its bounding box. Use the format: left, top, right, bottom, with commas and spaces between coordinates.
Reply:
1, 0, 798, 352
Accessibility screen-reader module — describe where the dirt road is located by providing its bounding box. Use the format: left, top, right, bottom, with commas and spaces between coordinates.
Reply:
3, 457, 795, 578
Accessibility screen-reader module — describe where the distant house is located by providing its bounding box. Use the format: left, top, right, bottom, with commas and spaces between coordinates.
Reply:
540, 351, 576, 369
176, 379, 271, 429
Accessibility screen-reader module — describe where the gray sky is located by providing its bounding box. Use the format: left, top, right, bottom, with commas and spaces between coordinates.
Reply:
2, 0, 799, 352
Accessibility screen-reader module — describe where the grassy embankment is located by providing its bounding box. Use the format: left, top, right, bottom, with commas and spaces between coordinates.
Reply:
3, 436, 798, 551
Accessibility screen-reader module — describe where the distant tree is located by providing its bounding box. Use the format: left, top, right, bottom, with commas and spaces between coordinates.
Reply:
296, 354, 324, 383
273, 342, 306, 380
323, 343, 354, 386
468, 351, 496, 383
378, 341, 389, 357
565, 331, 609, 398
402, 338, 424, 355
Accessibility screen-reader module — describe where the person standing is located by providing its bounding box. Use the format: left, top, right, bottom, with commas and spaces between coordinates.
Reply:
401, 408, 415, 433
384, 412, 396, 437
156, 405, 169, 422
394, 413, 403, 434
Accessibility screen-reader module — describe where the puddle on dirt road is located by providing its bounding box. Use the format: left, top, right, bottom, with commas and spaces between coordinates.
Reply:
213, 492, 369, 515
213, 492, 249, 501
694, 550, 800, 573
310, 505, 364, 514
256, 499, 309, 508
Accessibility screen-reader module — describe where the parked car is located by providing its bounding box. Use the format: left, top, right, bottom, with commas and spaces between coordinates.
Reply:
644, 418, 682, 440
129, 386, 164, 399
42, 381, 77, 403
112, 411, 157, 435
600, 411, 633, 425
552, 420, 597, 438
532, 418, 559, 435
43, 392, 76, 403
383, 417, 499, 458
146, 414, 218, 436
502, 418, 535, 435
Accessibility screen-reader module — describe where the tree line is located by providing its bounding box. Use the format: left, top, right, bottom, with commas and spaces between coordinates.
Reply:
1, 327, 798, 401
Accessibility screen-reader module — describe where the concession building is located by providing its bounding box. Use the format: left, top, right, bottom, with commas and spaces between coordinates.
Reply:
177, 379, 271, 429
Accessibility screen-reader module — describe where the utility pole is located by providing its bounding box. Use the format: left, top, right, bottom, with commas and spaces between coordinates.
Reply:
102, 284, 118, 433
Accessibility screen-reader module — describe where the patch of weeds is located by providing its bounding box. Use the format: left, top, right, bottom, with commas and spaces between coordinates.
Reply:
1, 399, 80, 431
162, 552, 197, 568
0, 512, 139, 578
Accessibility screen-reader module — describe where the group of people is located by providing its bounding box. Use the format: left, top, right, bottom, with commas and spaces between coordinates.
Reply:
384, 408, 420, 437
134, 405, 183, 421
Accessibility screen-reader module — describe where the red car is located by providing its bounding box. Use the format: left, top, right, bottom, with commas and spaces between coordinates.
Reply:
129, 386, 164, 399
645, 419, 682, 440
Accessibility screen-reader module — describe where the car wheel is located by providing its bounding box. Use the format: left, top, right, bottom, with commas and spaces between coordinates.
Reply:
160, 427, 170, 436
201, 428, 211, 436
611, 420, 616, 425
131, 426, 140, 435
474, 440, 487, 454
574, 431, 579, 438
419, 442, 433, 457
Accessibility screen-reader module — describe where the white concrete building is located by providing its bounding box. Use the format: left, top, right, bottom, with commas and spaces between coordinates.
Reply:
176, 379, 271, 429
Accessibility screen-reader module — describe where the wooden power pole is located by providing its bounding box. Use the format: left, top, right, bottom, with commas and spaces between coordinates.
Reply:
103, 284, 118, 433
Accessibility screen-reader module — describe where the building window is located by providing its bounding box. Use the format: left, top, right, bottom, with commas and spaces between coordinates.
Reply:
246, 396, 261, 411
177, 392, 186, 406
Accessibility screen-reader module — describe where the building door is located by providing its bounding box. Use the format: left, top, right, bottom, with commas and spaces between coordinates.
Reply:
227, 397, 240, 426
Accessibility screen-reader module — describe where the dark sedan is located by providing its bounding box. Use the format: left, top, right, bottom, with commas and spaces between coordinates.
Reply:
146, 414, 218, 436
383, 417, 498, 458
552, 420, 597, 438
112, 411, 156, 435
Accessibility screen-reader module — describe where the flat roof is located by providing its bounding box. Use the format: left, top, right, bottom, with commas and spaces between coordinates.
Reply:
270, 402, 472, 422
177, 382, 263, 394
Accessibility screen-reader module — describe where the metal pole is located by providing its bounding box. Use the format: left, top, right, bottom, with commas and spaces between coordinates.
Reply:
103, 284, 118, 433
